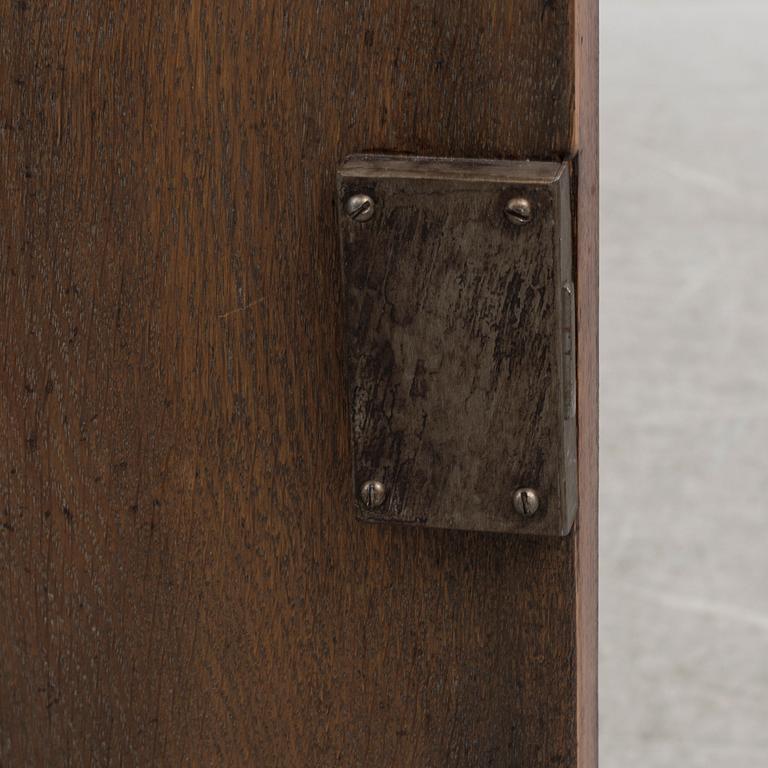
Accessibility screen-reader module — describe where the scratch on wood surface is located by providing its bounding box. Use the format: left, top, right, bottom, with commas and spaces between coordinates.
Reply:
217, 298, 264, 319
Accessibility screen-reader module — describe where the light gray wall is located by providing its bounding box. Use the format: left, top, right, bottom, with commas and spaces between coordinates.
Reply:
600, 1, 768, 766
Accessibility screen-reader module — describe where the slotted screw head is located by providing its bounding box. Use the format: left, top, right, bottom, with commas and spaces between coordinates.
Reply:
360, 480, 386, 509
505, 197, 533, 225
513, 487, 540, 518
345, 193, 375, 222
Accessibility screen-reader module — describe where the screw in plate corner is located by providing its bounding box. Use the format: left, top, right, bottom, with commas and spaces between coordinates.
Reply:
345, 193, 375, 222
360, 480, 386, 510
513, 487, 540, 518
504, 197, 533, 225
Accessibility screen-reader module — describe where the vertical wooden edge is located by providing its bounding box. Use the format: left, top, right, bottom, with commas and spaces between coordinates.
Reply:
573, 0, 599, 766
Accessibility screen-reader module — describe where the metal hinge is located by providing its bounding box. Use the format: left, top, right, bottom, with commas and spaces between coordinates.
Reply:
337, 155, 577, 536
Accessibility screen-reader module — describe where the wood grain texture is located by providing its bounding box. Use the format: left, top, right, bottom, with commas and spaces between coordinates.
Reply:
574, 0, 600, 765
0, 1, 597, 766
339, 157, 576, 536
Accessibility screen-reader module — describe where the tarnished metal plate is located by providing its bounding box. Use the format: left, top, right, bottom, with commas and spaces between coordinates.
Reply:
337, 156, 577, 536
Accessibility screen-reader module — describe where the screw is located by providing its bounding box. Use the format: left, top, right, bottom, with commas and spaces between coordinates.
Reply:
505, 197, 533, 225
345, 193, 375, 222
513, 487, 540, 518
360, 480, 386, 510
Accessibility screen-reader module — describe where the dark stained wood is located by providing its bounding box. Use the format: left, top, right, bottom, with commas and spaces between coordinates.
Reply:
0, 1, 598, 766
339, 157, 577, 536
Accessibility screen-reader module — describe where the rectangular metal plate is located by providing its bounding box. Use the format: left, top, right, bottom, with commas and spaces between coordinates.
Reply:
338, 156, 577, 536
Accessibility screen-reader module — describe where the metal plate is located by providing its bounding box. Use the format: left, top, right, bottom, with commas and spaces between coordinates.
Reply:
338, 156, 577, 536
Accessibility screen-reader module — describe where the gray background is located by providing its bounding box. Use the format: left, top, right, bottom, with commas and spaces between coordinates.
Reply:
600, 0, 768, 765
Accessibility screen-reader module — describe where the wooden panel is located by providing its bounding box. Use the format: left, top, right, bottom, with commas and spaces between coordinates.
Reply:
0, 1, 597, 766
